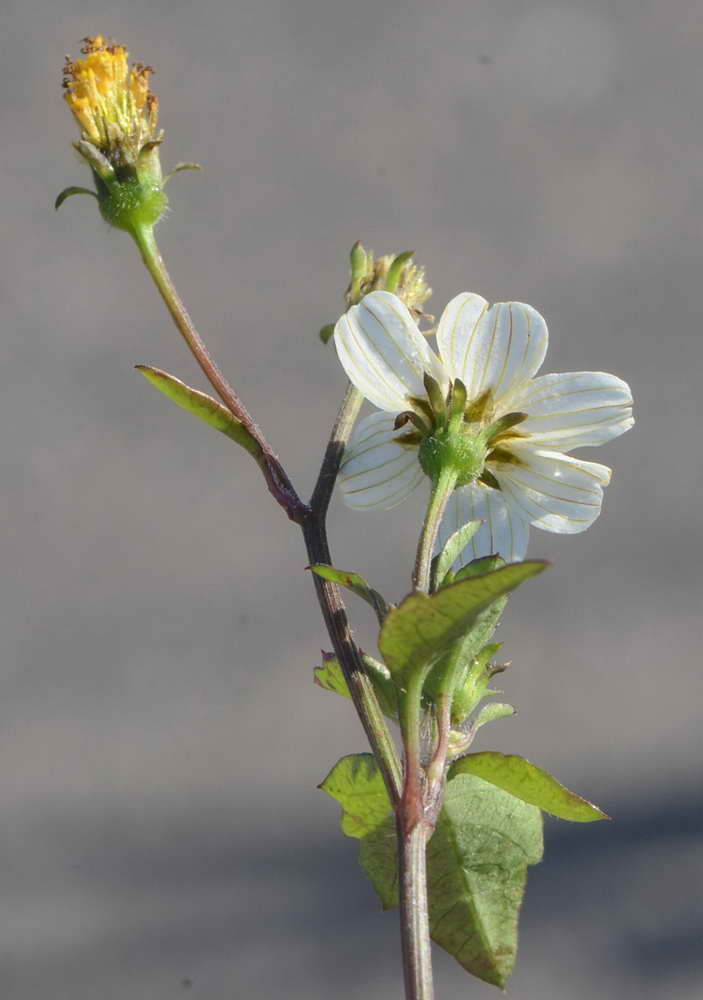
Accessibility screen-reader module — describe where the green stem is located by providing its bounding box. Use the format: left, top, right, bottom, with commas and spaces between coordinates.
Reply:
397, 665, 437, 1000
131, 224, 307, 523
413, 467, 458, 592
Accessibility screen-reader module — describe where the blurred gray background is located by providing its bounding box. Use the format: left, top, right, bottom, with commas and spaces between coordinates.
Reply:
1, 0, 702, 997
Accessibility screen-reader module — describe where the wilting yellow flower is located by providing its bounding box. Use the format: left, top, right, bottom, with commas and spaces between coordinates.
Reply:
63, 35, 162, 167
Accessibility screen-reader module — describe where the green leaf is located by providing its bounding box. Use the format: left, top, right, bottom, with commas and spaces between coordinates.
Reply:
319, 753, 392, 838
431, 521, 482, 590
379, 562, 547, 684
319, 323, 335, 344
360, 773, 543, 987
309, 564, 390, 623
136, 366, 263, 462
448, 752, 609, 822
314, 653, 399, 720
54, 186, 98, 210
472, 702, 515, 730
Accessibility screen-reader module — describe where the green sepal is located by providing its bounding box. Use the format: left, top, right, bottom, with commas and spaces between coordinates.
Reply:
309, 564, 390, 623
164, 162, 203, 183
319, 323, 335, 345
314, 653, 399, 720
448, 751, 609, 822
136, 365, 263, 462
348, 241, 371, 303
358, 770, 543, 988
384, 250, 415, 293
54, 186, 98, 211
319, 753, 392, 838
380, 561, 546, 687
430, 520, 482, 591
74, 139, 115, 181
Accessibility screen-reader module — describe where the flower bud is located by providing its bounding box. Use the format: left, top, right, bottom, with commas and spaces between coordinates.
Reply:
344, 245, 432, 317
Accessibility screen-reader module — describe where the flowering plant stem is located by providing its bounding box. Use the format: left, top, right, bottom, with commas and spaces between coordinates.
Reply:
131, 226, 441, 989
413, 467, 458, 592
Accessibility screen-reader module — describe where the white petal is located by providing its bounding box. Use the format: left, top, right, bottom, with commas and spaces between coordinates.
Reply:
491, 444, 611, 534
436, 297, 548, 403
339, 410, 425, 510
334, 291, 448, 413
436, 292, 490, 382
437, 485, 530, 566
510, 371, 634, 450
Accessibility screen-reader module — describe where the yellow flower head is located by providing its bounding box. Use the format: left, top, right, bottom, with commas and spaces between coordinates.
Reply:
63, 35, 162, 166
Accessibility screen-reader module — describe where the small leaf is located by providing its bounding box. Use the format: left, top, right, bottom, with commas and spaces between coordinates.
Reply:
136, 366, 263, 462
319, 753, 392, 838
319, 323, 335, 344
309, 564, 390, 623
379, 562, 547, 684
431, 521, 482, 590
448, 752, 609, 822
471, 702, 515, 730
360, 773, 543, 987
314, 653, 351, 700
54, 186, 98, 211
314, 653, 399, 720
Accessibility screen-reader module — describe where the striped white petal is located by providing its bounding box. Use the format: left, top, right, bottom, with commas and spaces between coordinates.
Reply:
510, 371, 634, 450
491, 444, 611, 534
436, 297, 548, 402
437, 484, 530, 566
339, 410, 425, 510
334, 291, 448, 413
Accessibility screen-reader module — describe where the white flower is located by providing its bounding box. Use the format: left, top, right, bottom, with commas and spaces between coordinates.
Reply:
334, 290, 633, 563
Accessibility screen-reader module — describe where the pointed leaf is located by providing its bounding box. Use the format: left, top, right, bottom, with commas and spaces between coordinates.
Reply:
379, 562, 547, 684
360, 773, 543, 987
314, 653, 399, 719
310, 565, 390, 623
319, 323, 335, 344
136, 366, 263, 462
319, 753, 392, 838
449, 752, 609, 822
431, 521, 482, 590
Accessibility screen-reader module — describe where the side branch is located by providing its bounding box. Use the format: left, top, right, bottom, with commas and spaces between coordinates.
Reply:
132, 224, 308, 523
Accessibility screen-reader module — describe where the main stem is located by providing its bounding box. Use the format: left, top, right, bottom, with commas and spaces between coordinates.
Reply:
134, 238, 424, 993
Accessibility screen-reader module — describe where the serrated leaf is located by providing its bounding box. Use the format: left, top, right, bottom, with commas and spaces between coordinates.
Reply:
314, 653, 399, 719
136, 366, 263, 461
379, 562, 547, 684
319, 753, 392, 838
431, 521, 482, 590
448, 752, 609, 822
360, 773, 543, 987
310, 565, 390, 623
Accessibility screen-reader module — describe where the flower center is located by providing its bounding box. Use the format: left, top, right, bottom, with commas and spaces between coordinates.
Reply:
397, 375, 528, 488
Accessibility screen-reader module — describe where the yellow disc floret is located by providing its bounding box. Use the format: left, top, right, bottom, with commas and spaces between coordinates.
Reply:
63, 35, 161, 167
